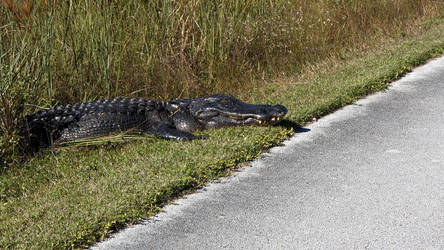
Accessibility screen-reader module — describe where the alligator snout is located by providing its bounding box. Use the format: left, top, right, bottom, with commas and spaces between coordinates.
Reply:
242, 104, 287, 121
220, 104, 287, 126
270, 104, 288, 118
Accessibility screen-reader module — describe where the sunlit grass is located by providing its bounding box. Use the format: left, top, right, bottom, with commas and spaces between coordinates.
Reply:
1, 0, 444, 248
1, 15, 444, 248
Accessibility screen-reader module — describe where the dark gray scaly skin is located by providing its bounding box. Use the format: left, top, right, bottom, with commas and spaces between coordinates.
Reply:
21, 94, 288, 149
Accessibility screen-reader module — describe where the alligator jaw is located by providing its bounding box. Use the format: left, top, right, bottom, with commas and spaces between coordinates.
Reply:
228, 115, 282, 125
255, 115, 282, 125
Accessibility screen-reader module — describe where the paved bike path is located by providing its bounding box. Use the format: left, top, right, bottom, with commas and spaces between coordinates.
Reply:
93, 56, 444, 249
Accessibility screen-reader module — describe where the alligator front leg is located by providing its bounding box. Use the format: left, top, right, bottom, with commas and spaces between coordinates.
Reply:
157, 123, 207, 141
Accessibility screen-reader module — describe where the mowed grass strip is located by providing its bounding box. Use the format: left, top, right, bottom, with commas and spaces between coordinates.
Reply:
2, 18, 444, 249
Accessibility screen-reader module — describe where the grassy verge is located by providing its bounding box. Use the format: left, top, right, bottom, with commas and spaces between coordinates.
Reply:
2, 16, 444, 248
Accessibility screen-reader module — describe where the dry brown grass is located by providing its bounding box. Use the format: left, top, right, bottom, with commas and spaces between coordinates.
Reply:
2, 0, 442, 101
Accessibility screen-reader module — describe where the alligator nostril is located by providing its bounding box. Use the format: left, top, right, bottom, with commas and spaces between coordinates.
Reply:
273, 105, 288, 115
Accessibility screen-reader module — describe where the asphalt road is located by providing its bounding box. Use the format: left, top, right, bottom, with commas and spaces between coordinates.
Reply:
93, 56, 444, 249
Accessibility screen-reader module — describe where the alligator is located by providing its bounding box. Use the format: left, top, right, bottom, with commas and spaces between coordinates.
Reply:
21, 94, 287, 150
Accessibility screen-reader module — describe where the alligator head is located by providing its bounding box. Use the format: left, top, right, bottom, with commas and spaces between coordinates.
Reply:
187, 94, 288, 129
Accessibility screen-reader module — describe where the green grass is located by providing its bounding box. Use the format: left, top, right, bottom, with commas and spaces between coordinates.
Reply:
2, 15, 444, 248
1, 0, 444, 248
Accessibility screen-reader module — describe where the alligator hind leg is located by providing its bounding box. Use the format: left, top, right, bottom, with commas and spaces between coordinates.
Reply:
156, 123, 208, 141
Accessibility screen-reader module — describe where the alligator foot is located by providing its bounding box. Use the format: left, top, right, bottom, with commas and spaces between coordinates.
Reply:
156, 124, 208, 141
